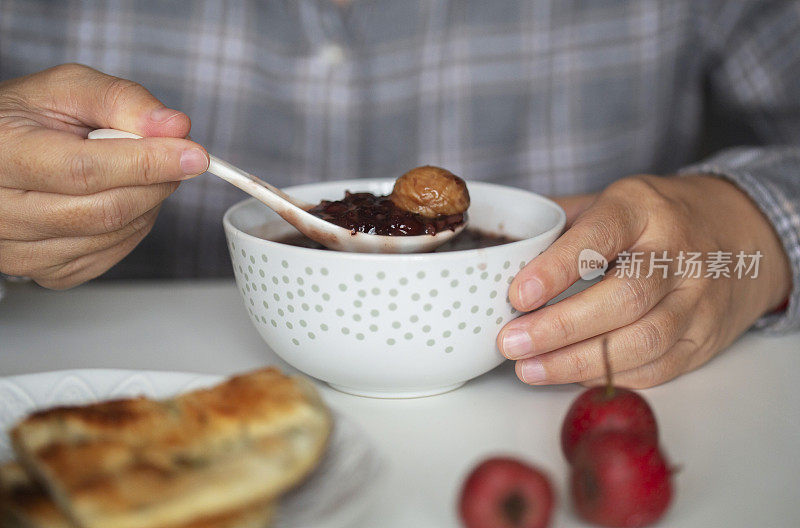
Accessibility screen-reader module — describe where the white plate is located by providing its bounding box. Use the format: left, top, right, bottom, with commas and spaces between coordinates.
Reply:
0, 369, 382, 528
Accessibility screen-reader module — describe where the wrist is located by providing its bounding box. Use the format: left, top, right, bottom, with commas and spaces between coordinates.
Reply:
678, 174, 792, 312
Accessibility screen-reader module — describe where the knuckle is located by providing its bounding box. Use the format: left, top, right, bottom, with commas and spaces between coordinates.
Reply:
165, 181, 181, 194
67, 147, 97, 194
0, 88, 29, 117
38, 258, 94, 290
661, 305, 684, 339
97, 194, 131, 232
604, 177, 641, 202
102, 77, 145, 114
128, 210, 156, 234
133, 146, 160, 185
606, 176, 672, 218
35, 275, 77, 291
626, 360, 677, 389
631, 317, 669, 356
678, 336, 708, 372
608, 175, 661, 201
567, 351, 593, 381
38, 267, 84, 290
576, 211, 627, 256
623, 370, 661, 389
545, 244, 581, 285
617, 276, 652, 316
150, 182, 179, 205
549, 309, 578, 344
49, 63, 91, 80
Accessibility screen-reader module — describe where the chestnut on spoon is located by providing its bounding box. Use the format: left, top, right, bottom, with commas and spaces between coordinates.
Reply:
87, 129, 467, 253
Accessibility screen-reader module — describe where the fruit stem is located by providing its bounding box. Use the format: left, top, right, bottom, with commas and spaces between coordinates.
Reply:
603, 337, 614, 398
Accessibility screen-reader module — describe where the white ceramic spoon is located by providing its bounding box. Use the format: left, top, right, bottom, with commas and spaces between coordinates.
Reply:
88, 128, 466, 253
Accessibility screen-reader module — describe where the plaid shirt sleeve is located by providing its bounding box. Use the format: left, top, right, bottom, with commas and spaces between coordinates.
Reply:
680, 1, 800, 333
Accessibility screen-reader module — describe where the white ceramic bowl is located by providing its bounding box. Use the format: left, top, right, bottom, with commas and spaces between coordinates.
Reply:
223, 179, 565, 398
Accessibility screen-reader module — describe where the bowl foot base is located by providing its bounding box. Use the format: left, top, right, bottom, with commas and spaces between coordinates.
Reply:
327, 381, 466, 399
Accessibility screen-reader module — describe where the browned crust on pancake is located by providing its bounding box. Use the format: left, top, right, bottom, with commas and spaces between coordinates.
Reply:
0, 462, 275, 528
10, 368, 329, 528
1, 461, 73, 528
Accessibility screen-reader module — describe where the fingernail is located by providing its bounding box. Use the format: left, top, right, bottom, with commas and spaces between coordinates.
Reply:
180, 148, 209, 176
519, 278, 544, 308
150, 107, 182, 123
501, 328, 533, 359
519, 358, 547, 384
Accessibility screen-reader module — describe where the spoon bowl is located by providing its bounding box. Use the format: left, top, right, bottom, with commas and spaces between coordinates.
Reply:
88, 129, 467, 253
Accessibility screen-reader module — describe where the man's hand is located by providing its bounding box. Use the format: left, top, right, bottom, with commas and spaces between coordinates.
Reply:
498, 175, 792, 388
0, 64, 209, 289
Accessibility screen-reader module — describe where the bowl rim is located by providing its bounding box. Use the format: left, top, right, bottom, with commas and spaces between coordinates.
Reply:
222, 179, 566, 262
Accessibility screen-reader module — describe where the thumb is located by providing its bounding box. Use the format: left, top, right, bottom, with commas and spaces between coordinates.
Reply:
40, 63, 191, 138
549, 193, 597, 227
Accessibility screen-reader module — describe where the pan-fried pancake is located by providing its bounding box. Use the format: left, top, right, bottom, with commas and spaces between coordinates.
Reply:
10, 368, 330, 528
1, 461, 71, 528
0, 461, 275, 528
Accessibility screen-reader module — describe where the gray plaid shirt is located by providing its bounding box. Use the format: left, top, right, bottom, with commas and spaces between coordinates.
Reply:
1, 0, 799, 332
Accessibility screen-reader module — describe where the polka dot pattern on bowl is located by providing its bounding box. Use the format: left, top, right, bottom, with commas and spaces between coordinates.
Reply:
230, 240, 529, 354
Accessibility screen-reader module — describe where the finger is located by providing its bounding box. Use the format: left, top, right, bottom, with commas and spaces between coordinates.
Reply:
579, 337, 701, 389
1, 127, 207, 193
498, 257, 678, 359
0, 181, 179, 240
509, 194, 645, 311
514, 288, 696, 385
34, 207, 159, 290
549, 194, 597, 227
0, 207, 159, 277
30, 63, 191, 138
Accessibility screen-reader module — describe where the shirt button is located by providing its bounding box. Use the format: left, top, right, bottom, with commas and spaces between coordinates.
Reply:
316, 43, 345, 65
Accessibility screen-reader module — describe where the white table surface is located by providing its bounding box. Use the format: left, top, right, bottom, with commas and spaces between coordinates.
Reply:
2, 279, 799, 527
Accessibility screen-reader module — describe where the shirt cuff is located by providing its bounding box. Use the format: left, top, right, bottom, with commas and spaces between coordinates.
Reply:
679, 147, 800, 334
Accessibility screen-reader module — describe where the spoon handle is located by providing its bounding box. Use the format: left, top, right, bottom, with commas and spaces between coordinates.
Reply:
206, 156, 311, 210
86, 129, 312, 211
